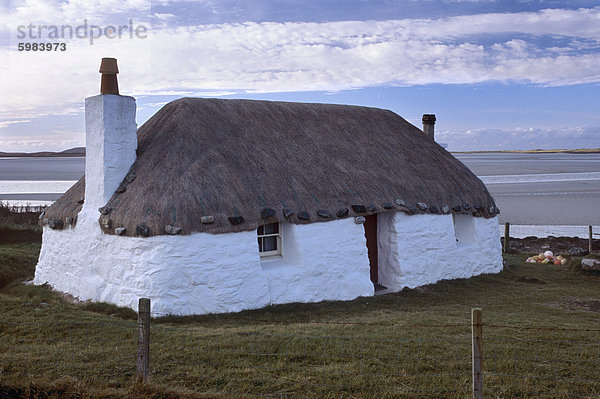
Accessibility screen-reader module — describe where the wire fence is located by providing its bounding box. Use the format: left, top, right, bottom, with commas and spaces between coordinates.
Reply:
1, 303, 599, 398
502, 222, 598, 255
0, 201, 47, 226
500, 223, 600, 240
483, 330, 600, 397
149, 323, 472, 397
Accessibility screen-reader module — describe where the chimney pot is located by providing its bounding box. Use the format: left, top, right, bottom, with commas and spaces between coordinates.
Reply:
422, 113, 436, 139
99, 57, 119, 94
422, 114, 436, 125
99, 57, 119, 74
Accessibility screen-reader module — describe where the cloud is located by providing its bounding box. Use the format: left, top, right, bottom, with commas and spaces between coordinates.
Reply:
144, 101, 170, 107
108, 10, 600, 92
1, 4, 600, 132
0, 130, 84, 152
153, 13, 177, 21
408, 7, 600, 40
437, 126, 600, 151
59, 0, 151, 20
0, 119, 31, 129
2, 0, 151, 27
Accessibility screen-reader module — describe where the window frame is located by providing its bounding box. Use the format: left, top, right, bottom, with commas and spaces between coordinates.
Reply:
257, 222, 282, 258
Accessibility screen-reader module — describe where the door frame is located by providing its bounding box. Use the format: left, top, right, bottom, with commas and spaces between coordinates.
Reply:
363, 214, 378, 284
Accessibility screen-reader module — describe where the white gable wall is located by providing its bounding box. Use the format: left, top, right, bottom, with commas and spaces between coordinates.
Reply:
377, 213, 502, 290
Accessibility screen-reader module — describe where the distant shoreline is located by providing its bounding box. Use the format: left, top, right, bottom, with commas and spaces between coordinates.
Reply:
2, 147, 599, 157
0, 147, 85, 158
452, 148, 600, 154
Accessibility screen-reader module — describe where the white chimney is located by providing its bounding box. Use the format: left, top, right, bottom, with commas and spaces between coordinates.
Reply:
83, 58, 137, 213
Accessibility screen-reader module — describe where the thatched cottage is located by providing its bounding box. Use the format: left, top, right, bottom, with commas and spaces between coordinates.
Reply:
34, 59, 502, 315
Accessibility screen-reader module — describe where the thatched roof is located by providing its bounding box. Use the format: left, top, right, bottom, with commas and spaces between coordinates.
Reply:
42, 98, 498, 236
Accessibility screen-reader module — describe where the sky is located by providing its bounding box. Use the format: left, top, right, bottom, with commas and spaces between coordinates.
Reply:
0, 0, 599, 152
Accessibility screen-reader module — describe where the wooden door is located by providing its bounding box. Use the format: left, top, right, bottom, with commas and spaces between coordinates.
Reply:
363, 214, 378, 284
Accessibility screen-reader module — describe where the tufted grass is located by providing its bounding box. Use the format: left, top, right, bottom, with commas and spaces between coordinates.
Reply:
0, 230, 599, 398
0, 202, 44, 227
0, 225, 41, 288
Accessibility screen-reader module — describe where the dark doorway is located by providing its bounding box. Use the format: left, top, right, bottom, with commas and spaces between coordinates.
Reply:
363, 214, 378, 284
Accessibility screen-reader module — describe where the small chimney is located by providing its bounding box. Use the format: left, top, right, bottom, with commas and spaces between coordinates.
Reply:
422, 114, 436, 139
83, 58, 137, 215
99, 57, 119, 94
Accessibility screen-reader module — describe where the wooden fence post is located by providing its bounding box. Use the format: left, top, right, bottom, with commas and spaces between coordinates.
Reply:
589, 226, 593, 254
472, 308, 483, 399
137, 298, 151, 384
503, 223, 510, 253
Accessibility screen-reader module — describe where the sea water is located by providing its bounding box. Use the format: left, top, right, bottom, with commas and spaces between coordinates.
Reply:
0, 157, 84, 206
1, 153, 599, 237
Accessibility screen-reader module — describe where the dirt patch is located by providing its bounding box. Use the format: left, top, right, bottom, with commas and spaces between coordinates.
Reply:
414, 284, 438, 294
517, 276, 546, 284
506, 236, 599, 256
398, 284, 438, 295
61, 291, 89, 305
558, 299, 600, 313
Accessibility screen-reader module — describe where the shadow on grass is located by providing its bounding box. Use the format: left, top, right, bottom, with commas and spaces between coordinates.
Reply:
79, 302, 137, 320
0, 379, 217, 399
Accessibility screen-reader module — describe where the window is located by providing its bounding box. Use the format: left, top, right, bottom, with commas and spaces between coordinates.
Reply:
452, 213, 476, 245
257, 222, 282, 257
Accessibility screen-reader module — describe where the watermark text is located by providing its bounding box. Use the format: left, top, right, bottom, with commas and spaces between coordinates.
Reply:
16, 19, 148, 45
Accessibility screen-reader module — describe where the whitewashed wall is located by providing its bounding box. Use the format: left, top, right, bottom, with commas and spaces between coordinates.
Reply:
35, 205, 499, 315
84, 94, 137, 212
377, 213, 502, 290
35, 211, 271, 315
35, 214, 374, 315
261, 219, 374, 305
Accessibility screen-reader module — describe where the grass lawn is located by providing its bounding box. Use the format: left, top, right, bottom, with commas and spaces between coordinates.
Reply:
0, 226, 599, 398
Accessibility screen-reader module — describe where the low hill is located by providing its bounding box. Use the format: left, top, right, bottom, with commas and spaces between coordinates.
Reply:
0, 147, 85, 157
452, 148, 600, 154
